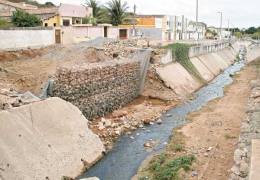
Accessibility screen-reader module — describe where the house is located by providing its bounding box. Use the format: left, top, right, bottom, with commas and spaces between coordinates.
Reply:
28, 3, 93, 27
208, 26, 231, 39
186, 21, 207, 40
121, 14, 170, 41
0, 1, 92, 27
123, 14, 207, 42
0, 0, 37, 21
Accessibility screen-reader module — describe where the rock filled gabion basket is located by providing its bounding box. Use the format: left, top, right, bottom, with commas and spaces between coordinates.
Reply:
53, 59, 141, 120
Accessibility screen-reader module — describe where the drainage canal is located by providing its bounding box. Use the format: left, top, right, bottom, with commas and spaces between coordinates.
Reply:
78, 57, 245, 180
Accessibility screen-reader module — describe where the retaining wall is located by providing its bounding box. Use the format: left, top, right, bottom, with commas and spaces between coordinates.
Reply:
0, 27, 55, 50
52, 59, 141, 120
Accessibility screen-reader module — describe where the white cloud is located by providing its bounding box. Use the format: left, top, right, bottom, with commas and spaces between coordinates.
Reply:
37, 0, 260, 28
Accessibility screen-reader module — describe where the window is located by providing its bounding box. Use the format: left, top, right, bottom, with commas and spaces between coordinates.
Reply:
53, 23, 56, 27
44, 23, 48, 27
62, 19, 70, 26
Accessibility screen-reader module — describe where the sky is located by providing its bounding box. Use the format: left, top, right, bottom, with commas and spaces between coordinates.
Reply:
37, 0, 260, 28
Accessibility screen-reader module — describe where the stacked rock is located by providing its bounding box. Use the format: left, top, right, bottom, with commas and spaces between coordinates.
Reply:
53, 59, 141, 120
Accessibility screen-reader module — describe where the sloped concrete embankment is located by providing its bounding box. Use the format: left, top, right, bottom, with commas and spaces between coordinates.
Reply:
0, 97, 104, 180
156, 47, 236, 98
247, 45, 260, 63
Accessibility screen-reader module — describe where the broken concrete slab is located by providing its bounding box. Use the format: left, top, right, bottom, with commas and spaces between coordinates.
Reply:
0, 97, 105, 180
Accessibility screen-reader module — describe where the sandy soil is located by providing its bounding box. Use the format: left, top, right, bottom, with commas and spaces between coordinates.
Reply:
180, 60, 259, 180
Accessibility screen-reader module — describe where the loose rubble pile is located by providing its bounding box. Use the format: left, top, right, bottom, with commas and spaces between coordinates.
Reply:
53, 59, 141, 120
88, 98, 173, 149
0, 88, 40, 110
230, 79, 260, 180
103, 39, 149, 59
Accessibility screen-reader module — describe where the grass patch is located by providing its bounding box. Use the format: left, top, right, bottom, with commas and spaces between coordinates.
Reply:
137, 130, 195, 180
225, 134, 236, 139
164, 43, 206, 84
174, 144, 183, 152
149, 154, 195, 180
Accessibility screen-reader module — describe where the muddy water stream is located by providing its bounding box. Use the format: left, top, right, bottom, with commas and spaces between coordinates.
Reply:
78, 59, 245, 180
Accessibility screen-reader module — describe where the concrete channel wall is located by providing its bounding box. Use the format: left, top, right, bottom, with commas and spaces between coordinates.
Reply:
52, 59, 141, 120
247, 45, 260, 62
156, 47, 236, 97
0, 27, 55, 50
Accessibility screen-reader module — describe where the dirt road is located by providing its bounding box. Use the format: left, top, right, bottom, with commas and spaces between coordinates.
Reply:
180, 60, 259, 179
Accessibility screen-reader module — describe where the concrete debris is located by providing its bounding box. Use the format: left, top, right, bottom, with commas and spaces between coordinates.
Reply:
0, 97, 104, 180
207, 147, 213, 152
0, 88, 40, 110
191, 171, 198, 177
156, 119, 162, 124
79, 177, 100, 180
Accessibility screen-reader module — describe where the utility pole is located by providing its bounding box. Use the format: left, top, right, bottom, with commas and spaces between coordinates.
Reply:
133, 4, 137, 37
196, 0, 198, 23
227, 19, 230, 40
196, 0, 199, 41
217, 12, 223, 40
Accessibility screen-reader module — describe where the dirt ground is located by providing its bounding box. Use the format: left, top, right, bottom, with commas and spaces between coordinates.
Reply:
179, 60, 259, 180
0, 45, 112, 95
0, 39, 152, 96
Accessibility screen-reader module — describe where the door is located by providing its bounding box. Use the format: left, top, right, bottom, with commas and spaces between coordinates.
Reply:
104, 26, 108, 37
55, 29, 61, 44
119, 29, 127, 39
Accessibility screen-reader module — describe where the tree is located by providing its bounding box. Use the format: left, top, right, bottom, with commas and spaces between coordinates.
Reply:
12, 10, 41, 27
105, 0, 128, 26
245, 27, 257, 34
86, 0, 100, 18
234, 32, 242, 39
44, 2, 55, 7
85, 0, 110, 24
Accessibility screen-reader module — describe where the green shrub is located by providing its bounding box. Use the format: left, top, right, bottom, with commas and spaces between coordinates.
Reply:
149, 155, 195, 180
164, 43, 205, 83
12, 10, 41, 27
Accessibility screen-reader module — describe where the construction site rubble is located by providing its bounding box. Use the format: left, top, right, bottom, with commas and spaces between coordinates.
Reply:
103, 39, 149, 59
0, 88, 40, 110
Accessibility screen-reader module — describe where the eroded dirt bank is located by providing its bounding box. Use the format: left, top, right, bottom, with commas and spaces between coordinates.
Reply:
136, 59, 260, 180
